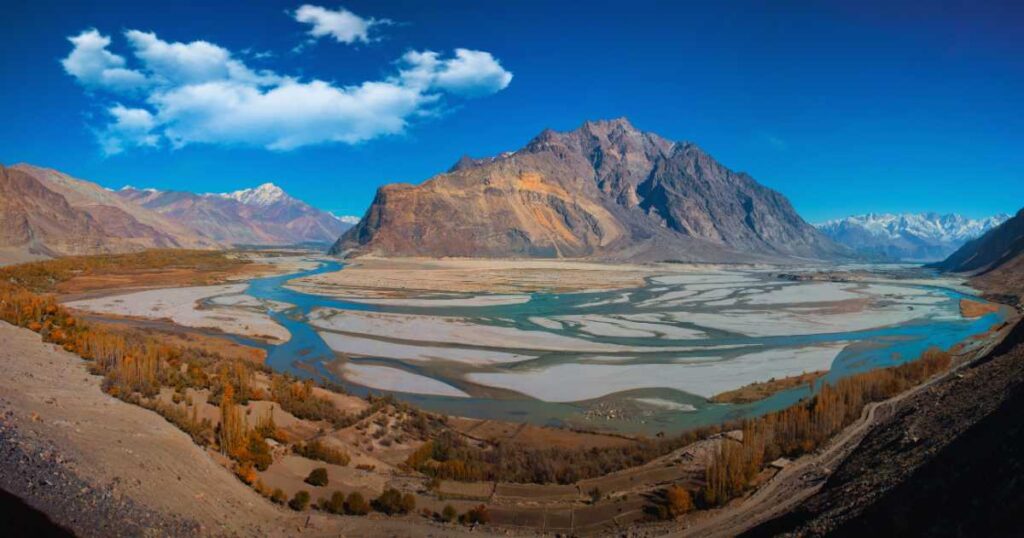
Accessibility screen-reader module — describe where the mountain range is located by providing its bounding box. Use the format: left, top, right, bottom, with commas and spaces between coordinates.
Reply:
0, 163, 350, 265
333, 118, 846, 262
119, 183, 349, 246
816, 212, 1009, 262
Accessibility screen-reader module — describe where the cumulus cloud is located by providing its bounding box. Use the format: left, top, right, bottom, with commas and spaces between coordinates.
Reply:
61, 29, 149, 93
399, 49, 513, 97
98, 105, 160, 155
293, 4, 387, 45
60, 24, 512, 154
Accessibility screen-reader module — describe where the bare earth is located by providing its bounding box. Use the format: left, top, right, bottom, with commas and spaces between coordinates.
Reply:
0, 321, 497, 538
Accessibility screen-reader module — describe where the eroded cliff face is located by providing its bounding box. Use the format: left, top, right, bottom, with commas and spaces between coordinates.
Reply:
332, 118, 844, 262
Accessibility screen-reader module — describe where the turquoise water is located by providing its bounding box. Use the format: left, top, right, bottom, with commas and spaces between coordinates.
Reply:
236, 261, 1007, 435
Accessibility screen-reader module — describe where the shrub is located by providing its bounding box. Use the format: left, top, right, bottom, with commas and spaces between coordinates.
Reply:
271, 488, 286, 505
373, 488, 413, 515
401, 493, 416, 513
442, 504, 457, 522
305, 467, 329, 487
461, 504, 490, 525
345, 492, 369, 515
326, 491, 345, 514
289, 490, 311, 511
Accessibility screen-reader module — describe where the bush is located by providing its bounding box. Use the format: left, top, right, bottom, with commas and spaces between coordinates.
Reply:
461, 504, 490, 525
345, 492, 369, 515
442, 504, 457, 522
289, 490, 311, 511
305, 467, 329, 487
293, 439, 350, 466
326, 491, 345, 514
373, 488, 413, 515
271, 488, 286, 505
401, 493, 416, 513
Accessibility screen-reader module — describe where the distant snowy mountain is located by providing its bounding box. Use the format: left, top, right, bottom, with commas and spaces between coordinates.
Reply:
118, 182, 352, 246
816, 212, 1009, 261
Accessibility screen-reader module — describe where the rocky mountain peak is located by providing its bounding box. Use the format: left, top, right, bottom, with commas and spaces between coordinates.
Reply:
333, 119, 845, 262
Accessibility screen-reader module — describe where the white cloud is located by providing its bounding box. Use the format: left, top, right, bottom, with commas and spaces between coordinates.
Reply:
62, 23, 512, 154
293, 4, 386, 45
98, 105, 160, 155
61, 29, 149, 93
400, 49, 513, 97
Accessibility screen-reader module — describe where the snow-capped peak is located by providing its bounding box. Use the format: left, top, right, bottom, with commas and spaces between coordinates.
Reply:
816, 212, 1010, 261
817, 212, 1008, 242
224, 182, 288, 206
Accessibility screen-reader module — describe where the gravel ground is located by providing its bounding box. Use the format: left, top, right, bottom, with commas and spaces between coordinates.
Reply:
0, 405, 200, 537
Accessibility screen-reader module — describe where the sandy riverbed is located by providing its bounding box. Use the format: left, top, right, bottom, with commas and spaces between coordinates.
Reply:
64, 283, 290, 343
286, 256, 663, 297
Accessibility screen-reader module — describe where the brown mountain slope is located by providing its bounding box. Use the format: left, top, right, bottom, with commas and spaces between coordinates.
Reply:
332, 118, 845, 261
11, 164, 216, 251
0, 165, 116, 263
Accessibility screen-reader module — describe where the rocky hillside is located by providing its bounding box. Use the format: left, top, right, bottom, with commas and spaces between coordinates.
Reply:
332, 118, 845, 262
0, 164, 215, 264
745, 318, 1024, 537
119, 183, 350, 246
931, 207, 1024, 301
817, 212, 1008, 261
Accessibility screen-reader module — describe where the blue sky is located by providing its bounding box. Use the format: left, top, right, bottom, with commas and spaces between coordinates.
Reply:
1, 0, 1021, 221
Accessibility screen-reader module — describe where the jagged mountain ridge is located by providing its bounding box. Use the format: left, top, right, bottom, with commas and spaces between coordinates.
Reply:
333, 118, 846, 262
817, 212, 1009, 261
118, 183, 350, 246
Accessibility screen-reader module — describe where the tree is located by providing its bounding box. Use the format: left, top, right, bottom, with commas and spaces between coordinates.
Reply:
441, 504, 457, 522
289, 490, 311, 511
305, 467, 329, 487
666, 485, 694, 517
345, 492, 369, 515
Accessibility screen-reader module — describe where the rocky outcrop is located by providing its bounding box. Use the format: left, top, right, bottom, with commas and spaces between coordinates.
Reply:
332, 118, 846, 262
119, 183, 349, 246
